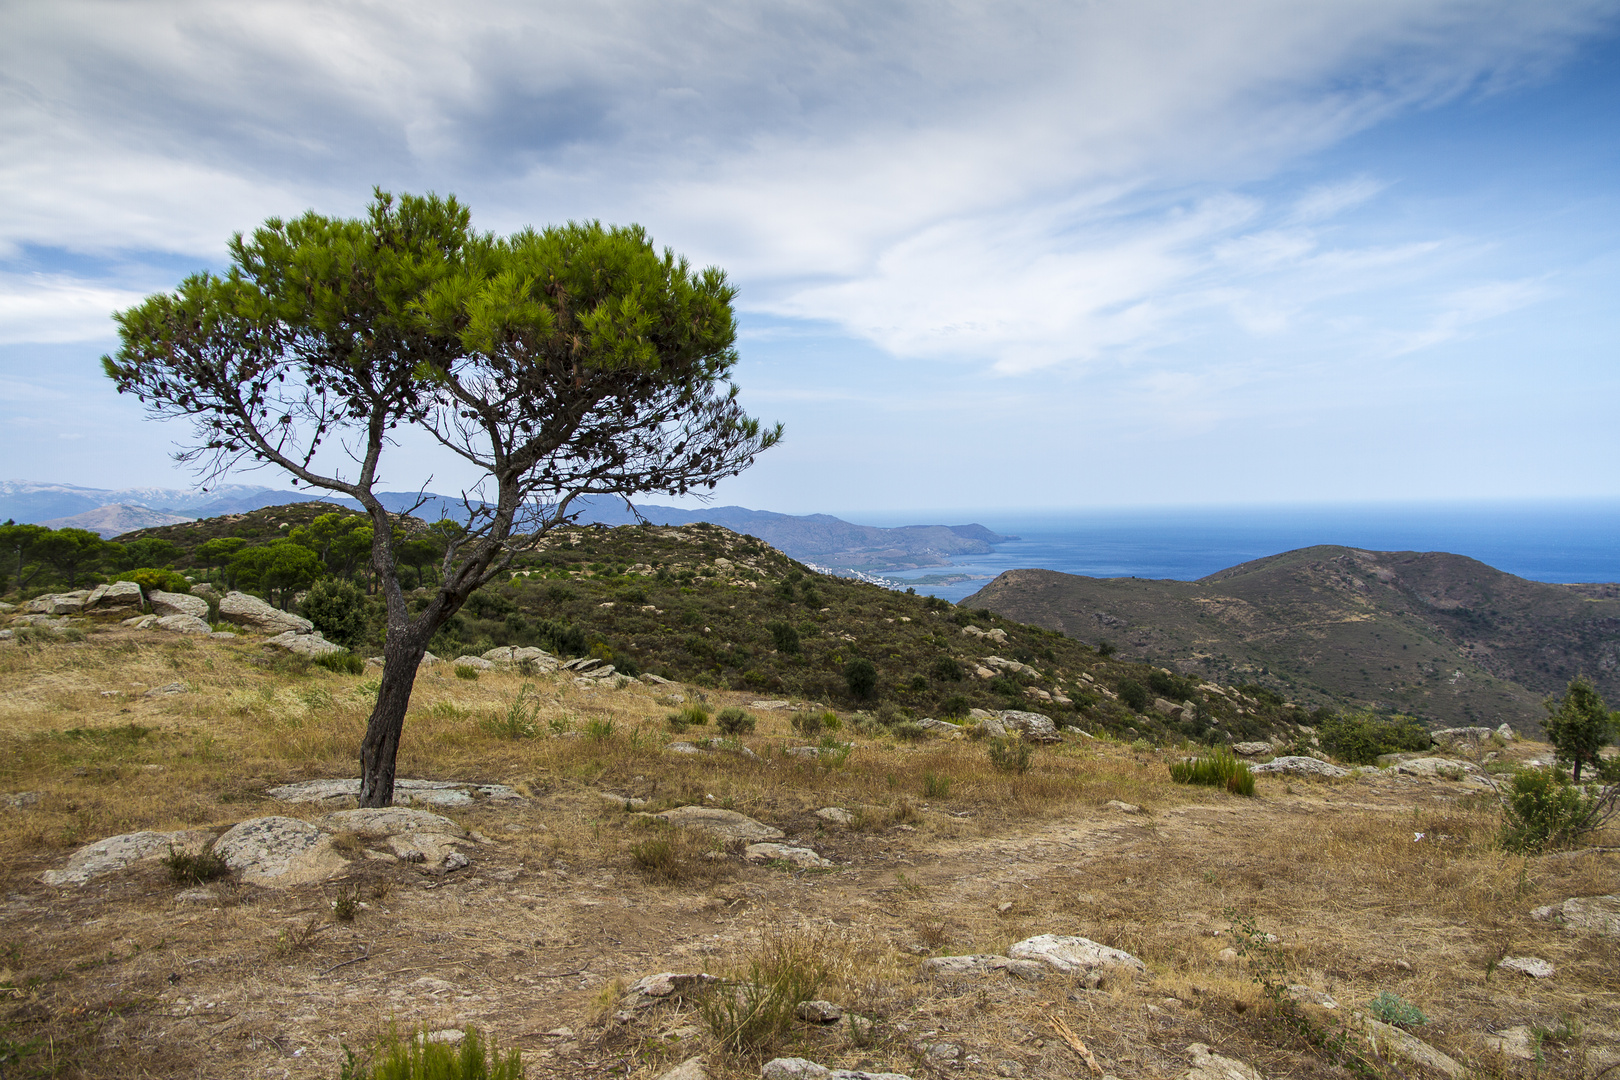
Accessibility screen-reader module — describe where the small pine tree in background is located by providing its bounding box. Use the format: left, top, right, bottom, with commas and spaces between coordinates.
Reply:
1543, 677, 1618, 782
301, 579, 370, 650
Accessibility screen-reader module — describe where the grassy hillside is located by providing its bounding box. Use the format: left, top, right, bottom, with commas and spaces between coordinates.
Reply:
962, 545, 1620, 731
113, 505, 1311, 744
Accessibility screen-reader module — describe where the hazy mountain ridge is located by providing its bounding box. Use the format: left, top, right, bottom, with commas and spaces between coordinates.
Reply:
963, 545, 1620, 731
8, 479, 1014, 571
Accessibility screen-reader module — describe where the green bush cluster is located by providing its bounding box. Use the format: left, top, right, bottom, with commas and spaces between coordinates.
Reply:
1169, 746, 1255, 796
1316, 710, 1431, 764
715, 707, 756, 735
340, 1025, 522, 1080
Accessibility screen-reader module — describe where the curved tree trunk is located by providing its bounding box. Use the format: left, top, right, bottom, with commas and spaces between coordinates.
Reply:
358, 621, 434, 807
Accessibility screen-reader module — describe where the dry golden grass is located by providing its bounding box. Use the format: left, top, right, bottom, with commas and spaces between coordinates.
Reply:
0, 626, 1616, 1080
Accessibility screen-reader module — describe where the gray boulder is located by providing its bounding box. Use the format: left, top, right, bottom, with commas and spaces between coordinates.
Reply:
1391, 757, 1477, 779
652, 1059, 709, 1080
1530, 895, 1620, 936
264, 630, 344, 657
84, 581, 144, 612
218, 591, 313, 634
266, 777, 523, 806
1431, 727, 1491, 751
1232, 741, 1271, 757
155, 614, 212, 635
975, 709, 1061, 742
650, 806, 782, 842
1359, 1017, 1465, 1078
1009, 933, 1146, 975
148, 590, 209, 619
41, 829, 195, 886
452, 655, 494, 670
212, 815, 344, 886
1250, 756, 1348, 778
744, 843, 832, 868
481, 645, 560, 671
922, 954, 1047, 980
1184, 1043, 1264, 1080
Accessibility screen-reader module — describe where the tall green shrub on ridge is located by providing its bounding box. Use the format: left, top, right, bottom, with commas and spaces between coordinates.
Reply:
1544, 677, 1618, 782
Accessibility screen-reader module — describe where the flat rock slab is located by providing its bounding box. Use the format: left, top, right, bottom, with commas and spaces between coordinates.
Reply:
148, 590, 209, 619
1360, 1017, 1465, 1079
652, 806, 783, 842
1184, 1043, 1264, 1080
1232, 742, 1271, 757
1391, 757, 1477, 778
41, 829, 204, 886
155, 613, 212, 635
1531, 895, 1620, 935
652, 1058, 710, 1080
922, 954, 1047, 980
1009, 933, 1147, 975
762, 1059, 912, 1080
264, 630, 344, 657
213, 816, 346, 886
316, 807, 466, 837
1498, 956, 1554, 978
625, 972, 720, 1002
745, 842, 832, 868
219, 591, 312, 634
1250, 756, 1349, 778
816, 807, 855, 825
265, 778, 523, 807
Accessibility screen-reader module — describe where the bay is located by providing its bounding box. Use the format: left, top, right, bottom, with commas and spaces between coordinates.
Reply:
861, 501, 1620, 602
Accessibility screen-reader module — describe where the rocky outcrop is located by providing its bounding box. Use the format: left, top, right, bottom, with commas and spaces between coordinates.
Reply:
1530, 895, 1620, 935
480, 645, 561, 671
744, 842, 832, 868
1232, 741, 1271, 757
1250, 756, 1349, 778
650, 806, 782, 842
1009, 934, 1147, 975
218, 591, 312, 634
1184, 1043, 1264, 1080
265, 778, 523, 807
155, 614, 212, 635
762, 1060, 911, 1080
1431, 726, 1491, 750
1358, 1016, 1465, 1078
148, 590, 209, 619
922, 954, 1047, 980
84, 581, 144, 612
40, 829, 203, 886
212, 816, 345, 886
264, 630, 344, 657
970, 709, 1061, 742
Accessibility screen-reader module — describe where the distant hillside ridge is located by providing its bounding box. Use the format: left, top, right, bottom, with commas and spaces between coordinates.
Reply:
961, 545, 1620, 731
38, 504, 196, 538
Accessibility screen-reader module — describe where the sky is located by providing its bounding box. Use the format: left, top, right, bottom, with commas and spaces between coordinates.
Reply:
3, 1, 1619, 517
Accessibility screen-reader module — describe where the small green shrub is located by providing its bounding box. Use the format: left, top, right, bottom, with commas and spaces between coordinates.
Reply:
315, 650, 366, 676
891, 721, 928, 742
922, 770, 952, 798
844, 657, 877, 700
1501, 769, 1602, 851
301, 579, 370, 650
1169, 746, 1255, 796
1317, 710, 1431, 764
482, 683, 541, 739
162, 845, 230, 885
116, 568, 192, 595
699, 940, 824, 1055
340, 1024, 522, 1080
453, 664, 480, 681
940, 693, 969, 719
1147, 670, 1197, 700
819, 710, 842, 732
584, 719, 614, 741
931, 656, 963, 682
666, 702, 710, 732
716, 707, 756, 736
790, 712, 823, 738
988, 735, 1033, 774
1117, 679, 1150, 712
1368, 991, 1427, 1029
1095, 640, 1116, 658
765, 620, 801, 655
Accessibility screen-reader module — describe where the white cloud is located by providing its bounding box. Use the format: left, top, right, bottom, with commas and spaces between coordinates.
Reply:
0, 273, 144, 344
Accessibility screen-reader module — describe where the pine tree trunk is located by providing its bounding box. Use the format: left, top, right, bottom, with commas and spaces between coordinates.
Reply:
358, 624, 433, 807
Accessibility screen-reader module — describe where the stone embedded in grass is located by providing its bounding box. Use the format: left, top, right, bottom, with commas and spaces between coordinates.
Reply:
1184, 1042, 1264, 1080
40, 829, 200, 886
1249, 756, 1348, 778
143, 681, 186, 696
1104, 800, 1142, 814
1284, 985, 1339, 1009
148, 590, 208, 619
1497, 956, 1554, 978
795, 999, 842, 1023
266, 778, 523, 807
218, 590, 312, 634
1358, 1017, 1466, 1079
744, 842, 832, 868
1231, 742, 1271, 757
212, 815, 344, 886
650, 806, 783, 842
155, 613, 212, 635
1009, 934, 1147, 975
970, 709, 1061, 742
922, 955, 1047, 980
762, 1059, 914, 1080
263, 629, 344, 657
815, 807, 854, 825
652, 1057, 709, 1080
1530, 895, 1620, 935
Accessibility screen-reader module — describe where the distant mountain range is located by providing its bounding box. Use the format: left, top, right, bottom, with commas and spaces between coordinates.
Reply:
963, 545, 1620, 731
4, 480, 1014, 572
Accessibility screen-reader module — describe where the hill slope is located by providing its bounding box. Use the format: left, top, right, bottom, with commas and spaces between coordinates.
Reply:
961, 545, 1620, 731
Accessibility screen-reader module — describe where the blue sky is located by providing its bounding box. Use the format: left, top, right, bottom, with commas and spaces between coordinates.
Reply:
2, 1, 1618, 516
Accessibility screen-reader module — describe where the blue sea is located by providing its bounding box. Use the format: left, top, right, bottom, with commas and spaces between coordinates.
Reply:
857, 501, 1620, 603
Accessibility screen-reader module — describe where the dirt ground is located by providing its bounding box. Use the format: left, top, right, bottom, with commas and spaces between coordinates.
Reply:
1, 630, 1617, 1080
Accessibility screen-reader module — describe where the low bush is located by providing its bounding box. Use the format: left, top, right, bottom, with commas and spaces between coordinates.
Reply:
1368, 991, 1427, 1029
1169, 746, 1255, 796
765, 620, 801, 655
891, 720, 928, 742
339, 1024, 522, 1080
988, 735, 1033, 774
116, 568, 192, 595
1317, 710, 1431, 764
1117, 679, 1150, 712
584, 719, 614, 740
162, 845, 230, 885
315, 650, 366, 676
790, 711, 823, 738
715, 707, 756, 736
922, 770, 952, 798
699, 934, 826, 1055
1500, 768, 1617, 850
844, 657, 877, 700
301, 579, 370, 650
453, 664, 480, 681
482, 684, 541, 739
666, 702, 710, 732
